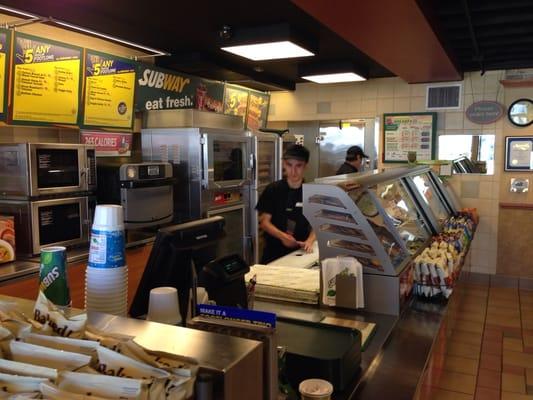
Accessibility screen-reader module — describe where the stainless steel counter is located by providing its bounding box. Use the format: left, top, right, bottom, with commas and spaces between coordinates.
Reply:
1, 294, 263, 400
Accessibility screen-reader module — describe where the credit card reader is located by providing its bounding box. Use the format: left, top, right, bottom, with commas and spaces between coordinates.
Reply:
200, 254, 250, 308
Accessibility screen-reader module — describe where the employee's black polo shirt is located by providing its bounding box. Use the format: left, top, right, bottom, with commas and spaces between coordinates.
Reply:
336, 162, 358, 175
256, 179, 311, 264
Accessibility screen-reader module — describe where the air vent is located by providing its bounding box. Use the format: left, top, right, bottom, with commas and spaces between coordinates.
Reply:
426, 84, 462, 110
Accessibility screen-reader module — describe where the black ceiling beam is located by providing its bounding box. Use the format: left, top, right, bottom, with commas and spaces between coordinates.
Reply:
444, 24, 533, 40
159, 52, 295, 91
436, 1, 533, 16
439, 12, 533, 30
461, 0, 484, 72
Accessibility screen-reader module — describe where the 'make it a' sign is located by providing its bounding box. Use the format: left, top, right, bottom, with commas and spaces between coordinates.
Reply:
465, 100, 504, 125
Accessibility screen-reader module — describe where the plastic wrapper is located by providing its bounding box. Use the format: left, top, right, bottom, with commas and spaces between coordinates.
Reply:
33, 291, 86, 338
7, 340, 91, 371
0, 372, 47, 394
40, 382, 113, 400
24, 333, 99, 358
0, 359, 57, 380
57, 371, 145, 400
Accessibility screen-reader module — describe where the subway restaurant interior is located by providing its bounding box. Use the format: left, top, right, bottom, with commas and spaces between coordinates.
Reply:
0, 1, 532, 399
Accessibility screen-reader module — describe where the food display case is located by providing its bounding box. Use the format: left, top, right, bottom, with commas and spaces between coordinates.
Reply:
303, 166, 457, 315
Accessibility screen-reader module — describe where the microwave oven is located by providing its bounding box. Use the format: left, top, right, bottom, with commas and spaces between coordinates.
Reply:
0, 143, 96, 199
0, 196, 93, 256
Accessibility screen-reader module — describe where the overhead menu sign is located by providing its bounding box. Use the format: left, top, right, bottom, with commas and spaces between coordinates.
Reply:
383, 113, 437, 163
83, 51, 136, 129
0, 29, 11, 120
11, 33, 81, 125
246, 91, 270, 131
136, 64, 224, 112
223, 84, 249, 117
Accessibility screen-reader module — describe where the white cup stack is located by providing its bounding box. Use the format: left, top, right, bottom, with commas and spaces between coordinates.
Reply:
85, 205, 128, 316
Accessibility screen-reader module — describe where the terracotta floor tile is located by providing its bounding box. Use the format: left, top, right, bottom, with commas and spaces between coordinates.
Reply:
505, 328, 524, 339
501, 391, 533, 399
459, 312, 487, 323
486, 314, 522, 328
484, 328, 504, 342
523, 320, 533, 330
524, 335, 533, 348
503, 372, 527, 394
454, 319, 485, 335
442, 355, 479, 375
431, 369, 477, 395
504, 365, 526, 375
474, 386, 500, 400
479, 353, 502, 372
503, 350, 533, 368
505, 337, 525, 352
446, 340, 482, 360
527, 369, 533, 386
482, 340, 503, 356
488, 298, 521, 309
477, 368, 501, 390
490, 287, 519, 298
420, 386, 474, 400
488, 307, 521, 318
452, 330, 484, 346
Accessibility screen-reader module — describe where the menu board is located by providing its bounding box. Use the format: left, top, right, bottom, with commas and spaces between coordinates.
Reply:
0, 29, 10, 120
223, 85, 249, 117
83, 51, 135, 129
383, 113, 437, 163
12, 33, 81, 125
246, 91, 270, 131
135, 64, 223, 112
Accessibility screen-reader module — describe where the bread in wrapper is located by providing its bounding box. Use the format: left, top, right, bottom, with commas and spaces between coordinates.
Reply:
0, 359, 57, 380
0, 372, 47, 394
57, 371, 146, 400
24, 333, 99, 358
8, 340, 91, 371
33, 291, 86, 338
40, 382, 114, 400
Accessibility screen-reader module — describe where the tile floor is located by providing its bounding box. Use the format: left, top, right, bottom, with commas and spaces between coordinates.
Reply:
415, 276, 533, 400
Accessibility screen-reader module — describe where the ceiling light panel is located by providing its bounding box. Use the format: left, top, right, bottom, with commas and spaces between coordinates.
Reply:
221, 40, 314, 61
302, 72, 366, 84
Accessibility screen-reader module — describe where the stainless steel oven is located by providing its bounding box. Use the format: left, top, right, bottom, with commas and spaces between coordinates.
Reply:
0, 196, 93, 256
0, 143, 96, 199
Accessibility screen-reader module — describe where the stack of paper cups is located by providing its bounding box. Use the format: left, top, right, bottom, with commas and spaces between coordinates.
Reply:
85, 205, 128, 316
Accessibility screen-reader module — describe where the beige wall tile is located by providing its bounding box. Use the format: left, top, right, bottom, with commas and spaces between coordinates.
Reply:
394, 80, 411, 98
410, 96, 426, 112
361, 81, 378, 99
361, 98, 377, 113
445, 112, 465, 130
377, 98, 394, 114
393, 97, 410, 112
376, 78, 395, 98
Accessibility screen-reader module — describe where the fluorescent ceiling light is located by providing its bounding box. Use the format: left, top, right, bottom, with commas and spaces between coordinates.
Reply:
221, 40, 314, 61
302, 72, 366, 84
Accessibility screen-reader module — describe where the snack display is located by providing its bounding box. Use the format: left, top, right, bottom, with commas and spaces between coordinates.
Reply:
0, 216, 15, 264
413, 211, 477, 299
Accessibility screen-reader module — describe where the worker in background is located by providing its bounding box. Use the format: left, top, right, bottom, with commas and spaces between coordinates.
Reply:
256, 144, 316, 264
336, 145, 368, 175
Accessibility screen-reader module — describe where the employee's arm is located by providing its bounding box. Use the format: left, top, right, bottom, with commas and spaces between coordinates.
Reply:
259, 212, 299, 248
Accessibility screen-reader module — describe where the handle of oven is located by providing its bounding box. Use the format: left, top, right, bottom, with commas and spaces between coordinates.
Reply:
120, 178, 176, 189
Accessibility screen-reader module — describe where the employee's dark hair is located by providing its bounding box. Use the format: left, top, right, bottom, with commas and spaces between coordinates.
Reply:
283, 144, 310, 163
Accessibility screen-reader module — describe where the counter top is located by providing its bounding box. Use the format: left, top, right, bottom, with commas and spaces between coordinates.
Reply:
0, 235, 155, 285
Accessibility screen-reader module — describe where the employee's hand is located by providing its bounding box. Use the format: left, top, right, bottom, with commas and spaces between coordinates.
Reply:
299, 238, 315, 253
280, 233, 299, 249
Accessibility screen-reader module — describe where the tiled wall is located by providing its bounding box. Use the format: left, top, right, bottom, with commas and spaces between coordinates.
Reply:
268, 71, 508, 275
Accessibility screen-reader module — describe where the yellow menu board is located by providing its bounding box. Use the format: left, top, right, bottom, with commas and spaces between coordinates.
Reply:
83, 51, 135, 129
12, 33, 81, 125
0, 29, 10, 119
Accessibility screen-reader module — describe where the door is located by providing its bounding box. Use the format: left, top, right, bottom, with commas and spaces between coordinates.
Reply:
204, 133, 251, 190
317, 120, 365, 177
31, 197, 89, 254
256, 138, 278, 187
207, 205, 247, 262
29, 144, 85, 196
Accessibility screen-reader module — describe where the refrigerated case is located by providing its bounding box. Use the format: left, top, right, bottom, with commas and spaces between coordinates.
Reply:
303, 166, 456, 315
248, 132, 280, 263
141, 110, 253, 262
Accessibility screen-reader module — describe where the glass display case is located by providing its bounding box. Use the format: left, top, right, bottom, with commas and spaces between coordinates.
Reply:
304, 166, 459, 315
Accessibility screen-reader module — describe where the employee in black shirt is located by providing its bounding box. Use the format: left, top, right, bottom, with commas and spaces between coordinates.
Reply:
256, 144, 316, 264
336, 145, 368, 175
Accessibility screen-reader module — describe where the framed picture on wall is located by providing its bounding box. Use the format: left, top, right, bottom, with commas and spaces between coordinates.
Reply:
505, 136, 533, 171
382, 112, 437, 163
